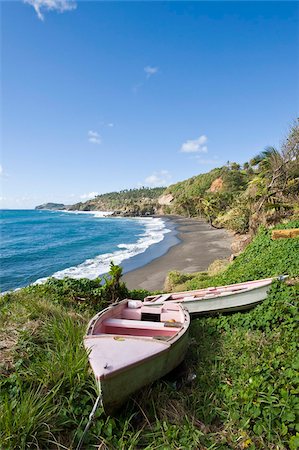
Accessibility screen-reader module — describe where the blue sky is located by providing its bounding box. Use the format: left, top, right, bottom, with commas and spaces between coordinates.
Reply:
1, 1, 298, 208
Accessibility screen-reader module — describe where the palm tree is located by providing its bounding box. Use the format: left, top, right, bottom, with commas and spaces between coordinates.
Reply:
250, 147, 287, 212
201, 196, 220, 225
178, 192, 194, 217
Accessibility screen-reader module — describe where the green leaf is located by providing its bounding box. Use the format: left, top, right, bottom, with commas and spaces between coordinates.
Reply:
281, 411, 296, 423
290, 434, 299, 450
253, 422, 264, 436
281, 423, 288, 436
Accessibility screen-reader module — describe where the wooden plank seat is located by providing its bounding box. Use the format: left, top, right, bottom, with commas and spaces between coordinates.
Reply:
102, 318, 182, 338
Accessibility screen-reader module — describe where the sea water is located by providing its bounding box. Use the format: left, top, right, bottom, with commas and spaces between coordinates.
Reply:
0, 210, 172, 292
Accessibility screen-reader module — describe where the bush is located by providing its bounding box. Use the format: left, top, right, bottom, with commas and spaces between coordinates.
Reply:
164, 270, 209, 291
25, 262, 129, 312
207, 258, 230, 276
215, 203, 250, 233
127, 288, 152, 300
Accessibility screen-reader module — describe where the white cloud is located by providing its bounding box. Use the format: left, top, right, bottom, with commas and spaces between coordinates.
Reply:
144, 170, 171, 187
144, 66, 159, 78
107, 123, 114, 128
24, 0, 76, 20
88, 130, 101, 145
133, 66, 159, 94
88, 130, 100, 138
0, 165, 3, 176
79, 192, 99, 200
180, 135, 208, 153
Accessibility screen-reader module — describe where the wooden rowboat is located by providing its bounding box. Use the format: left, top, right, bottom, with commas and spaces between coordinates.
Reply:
144, 276, 287, 315
84, 299, 190, 414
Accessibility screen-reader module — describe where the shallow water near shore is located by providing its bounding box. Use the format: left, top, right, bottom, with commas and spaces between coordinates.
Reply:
0, 210, 174, 292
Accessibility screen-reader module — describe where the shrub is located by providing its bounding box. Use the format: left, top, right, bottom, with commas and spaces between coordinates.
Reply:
215, 203, 251, 233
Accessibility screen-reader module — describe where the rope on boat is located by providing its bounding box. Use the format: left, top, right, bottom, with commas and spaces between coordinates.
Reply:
75, 394, 102, 450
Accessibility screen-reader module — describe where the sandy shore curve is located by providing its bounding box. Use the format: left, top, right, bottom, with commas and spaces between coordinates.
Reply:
123, 216, 233, 291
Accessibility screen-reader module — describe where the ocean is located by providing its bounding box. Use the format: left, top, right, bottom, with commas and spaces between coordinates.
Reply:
0, 210, 176, 292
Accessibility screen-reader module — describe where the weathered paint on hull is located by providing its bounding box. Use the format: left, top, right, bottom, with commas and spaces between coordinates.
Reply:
186, 284, 270, 314
99, 330, 189, 415
147, 284, 271, 315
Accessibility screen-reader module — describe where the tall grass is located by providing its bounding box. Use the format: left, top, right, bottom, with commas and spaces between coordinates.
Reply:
0, 385, 60, 449
0, 294, 97, 449
0, 221, 298, 449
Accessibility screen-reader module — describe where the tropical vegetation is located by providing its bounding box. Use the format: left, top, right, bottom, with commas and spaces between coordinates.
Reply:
163, 120, 299, 233
1, 221, 298, 449
66, 120, 299, 234
69, 187, 165, 216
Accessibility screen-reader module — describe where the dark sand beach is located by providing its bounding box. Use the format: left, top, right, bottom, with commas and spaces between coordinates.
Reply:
123, 216, 233, 291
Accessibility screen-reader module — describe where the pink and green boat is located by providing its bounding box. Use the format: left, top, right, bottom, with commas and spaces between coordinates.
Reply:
144, 276, 287, 315
84, 299, 190, 414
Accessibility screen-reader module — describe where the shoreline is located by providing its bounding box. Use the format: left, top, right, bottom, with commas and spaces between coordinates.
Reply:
121, 216, 180, 275
1, 211, 171, 292
123, 216, 233, 291
1, 212, 232, 294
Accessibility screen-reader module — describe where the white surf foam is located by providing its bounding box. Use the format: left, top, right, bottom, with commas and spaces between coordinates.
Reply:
35, 216, 170, 283
61, 210, 114, 218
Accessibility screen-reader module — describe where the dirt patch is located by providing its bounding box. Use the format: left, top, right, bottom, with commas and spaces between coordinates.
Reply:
0, 329, 19, 373
208, 177, 223, 193
231, 233, 252, 256
0, 320, 42, 374
158, 193, 174, 205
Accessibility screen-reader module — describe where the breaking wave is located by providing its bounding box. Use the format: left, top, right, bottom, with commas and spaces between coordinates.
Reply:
36, 216, 170, 282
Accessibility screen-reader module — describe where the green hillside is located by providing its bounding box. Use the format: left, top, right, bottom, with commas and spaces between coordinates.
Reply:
161, 120, 299, 233
67, 120, 299, 234
1, 221, 298, 449
162, 164, 248, 222
69, 187, 165, 216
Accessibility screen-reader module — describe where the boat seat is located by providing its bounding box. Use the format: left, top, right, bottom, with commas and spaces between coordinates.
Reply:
103, 318, 182, 330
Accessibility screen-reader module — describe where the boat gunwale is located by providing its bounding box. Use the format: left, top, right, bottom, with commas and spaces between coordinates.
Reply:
145, 279, 273, 305
84, 300, 190, 381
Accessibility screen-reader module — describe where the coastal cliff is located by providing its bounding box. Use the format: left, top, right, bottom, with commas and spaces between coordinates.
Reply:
35, 203, 67, 210
68, 187, 165, 216
36, 119, 299, 232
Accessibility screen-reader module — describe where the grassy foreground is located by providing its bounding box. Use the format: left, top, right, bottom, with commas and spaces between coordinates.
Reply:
0, 222, 298, 449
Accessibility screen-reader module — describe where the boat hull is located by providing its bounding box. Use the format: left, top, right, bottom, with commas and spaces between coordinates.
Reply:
144, 280, 275, 315
84, 300, 190, 415
177, 283, 271, 314
99, 329, 189, 414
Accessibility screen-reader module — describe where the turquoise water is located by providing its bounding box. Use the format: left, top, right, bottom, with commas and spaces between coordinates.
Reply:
0, 210, 170, 292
